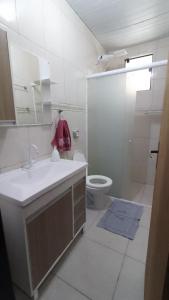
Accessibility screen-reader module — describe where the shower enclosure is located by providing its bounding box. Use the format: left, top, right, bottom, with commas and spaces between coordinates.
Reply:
87, 63, 166, 202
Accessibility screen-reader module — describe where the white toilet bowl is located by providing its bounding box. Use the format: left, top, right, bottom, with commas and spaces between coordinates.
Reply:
73, 151, 113, 210
86, 175, 113, 210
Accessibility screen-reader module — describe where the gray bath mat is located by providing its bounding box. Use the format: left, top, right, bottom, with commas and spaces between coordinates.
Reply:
97, 199, 144, 240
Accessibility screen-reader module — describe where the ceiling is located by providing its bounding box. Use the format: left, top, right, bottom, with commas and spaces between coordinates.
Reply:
66, 0, 169, 52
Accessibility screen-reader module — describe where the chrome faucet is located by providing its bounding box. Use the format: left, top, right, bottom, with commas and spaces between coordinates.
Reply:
23, 144, 39, 169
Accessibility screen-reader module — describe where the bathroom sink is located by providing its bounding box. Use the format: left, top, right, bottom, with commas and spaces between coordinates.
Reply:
11, 160, 77, 186
0, 158, 87, 206
11, 165, 52, 186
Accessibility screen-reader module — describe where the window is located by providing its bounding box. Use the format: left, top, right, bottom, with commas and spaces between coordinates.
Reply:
126, 55, 152, 92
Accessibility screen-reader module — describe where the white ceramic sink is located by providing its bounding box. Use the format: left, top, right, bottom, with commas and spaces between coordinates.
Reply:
11, 160, 79, 186
0, 159, 87, 205
11, 165, 52, 186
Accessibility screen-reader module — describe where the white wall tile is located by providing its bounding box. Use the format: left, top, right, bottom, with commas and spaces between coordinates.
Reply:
131, 160, 147, 184
146, 158, 156, 185
0, 1, 168, 177
137, 40, 157, 56
153, 46, 169, 61
0, 127, 29, 169
28, 125, 52, 157
151, 78, 166, 111
51, 83, 65, 104
43, 0, 63, 57
152, 65, 167, 80
48, 55, 64, 83
51, 110, 86, 159
16, 0, 45, 47
133, 114, 150, 138
149, 138, 159, 152
63, 62, 85, 106
132, 138, 149, 162
128, 37, 168, 184
0, 0, 18, 31
62, 15, 79, 65
48, 55, 65, 103
149, 115, 162, 139
157, 37, 169, 49
136, 90, 152, 111
0, 0, 104, 170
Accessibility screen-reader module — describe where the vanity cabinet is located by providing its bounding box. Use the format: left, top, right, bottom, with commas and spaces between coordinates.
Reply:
73, 178, 86, 234
26, 189, 73, 289
0, 170, 86, 299
0, 28, 15, 122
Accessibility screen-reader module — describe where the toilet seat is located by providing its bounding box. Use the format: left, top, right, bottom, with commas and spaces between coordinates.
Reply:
87, 175, 113, 189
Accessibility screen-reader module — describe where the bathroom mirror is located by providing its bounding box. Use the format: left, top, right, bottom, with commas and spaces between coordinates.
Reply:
0, 28, 16, 123
9, 45, 52, 125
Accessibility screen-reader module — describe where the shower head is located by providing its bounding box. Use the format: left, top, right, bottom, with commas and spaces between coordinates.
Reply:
97, 49, 128, 64
97, 54, 114, 63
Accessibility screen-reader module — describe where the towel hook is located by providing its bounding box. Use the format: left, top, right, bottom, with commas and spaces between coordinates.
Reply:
58, 109, 63, 120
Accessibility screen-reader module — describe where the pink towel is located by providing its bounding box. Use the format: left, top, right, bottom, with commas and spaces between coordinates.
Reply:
51, 120, 71, 152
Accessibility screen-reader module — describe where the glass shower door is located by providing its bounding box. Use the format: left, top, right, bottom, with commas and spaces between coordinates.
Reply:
88, 73, 136, 199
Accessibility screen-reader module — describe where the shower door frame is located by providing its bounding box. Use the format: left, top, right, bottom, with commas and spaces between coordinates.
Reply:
87, 58, 169, 300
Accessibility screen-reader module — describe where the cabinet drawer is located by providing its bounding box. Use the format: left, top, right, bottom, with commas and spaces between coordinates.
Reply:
73, 177, 86, 235
26, 189, 73, 289
74, 177, 86, 205
74, 197, 85, 223
74, 212, 86, 235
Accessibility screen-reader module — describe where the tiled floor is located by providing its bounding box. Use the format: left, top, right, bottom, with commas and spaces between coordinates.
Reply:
131, 183, 154, 205
14, 190, 153, 300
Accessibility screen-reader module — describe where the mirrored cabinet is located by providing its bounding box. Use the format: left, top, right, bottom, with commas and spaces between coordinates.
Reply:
0, 27, 56, 126
0, 28, 16, 123
10, 46, 54, 125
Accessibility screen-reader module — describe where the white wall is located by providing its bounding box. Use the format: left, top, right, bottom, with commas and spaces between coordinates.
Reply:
126, 37, 169, 185
0, 0, 104, 172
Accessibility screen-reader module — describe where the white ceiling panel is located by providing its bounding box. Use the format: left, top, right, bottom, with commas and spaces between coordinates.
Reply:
66, 0, 169, 51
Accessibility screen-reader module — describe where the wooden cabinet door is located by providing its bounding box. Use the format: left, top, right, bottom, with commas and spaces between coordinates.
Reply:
26, 189, 73, 289
0, 28, 15, 122
144, 63, 169, 300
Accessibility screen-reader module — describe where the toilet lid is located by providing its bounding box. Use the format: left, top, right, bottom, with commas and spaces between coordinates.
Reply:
87, 175, 113, 189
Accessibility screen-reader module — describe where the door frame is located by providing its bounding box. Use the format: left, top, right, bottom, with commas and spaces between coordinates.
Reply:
145, 62, 169, 300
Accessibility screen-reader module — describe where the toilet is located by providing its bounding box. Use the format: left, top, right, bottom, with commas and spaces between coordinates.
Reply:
73, 151, 113, 210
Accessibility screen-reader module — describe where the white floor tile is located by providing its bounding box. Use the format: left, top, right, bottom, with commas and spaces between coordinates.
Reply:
131, 183, 145, 202
85, 217, 128, 254
85, 208, 102, 231
126, 226, 149, 263
40, 277, 88, 300
140, 206, 152, 229
122, 182, 145, 203
113, 257, 145, 300
57, 237, 123, 300
140, 184, 154, 205
16, 202, 150, 300
140, 197, 153, 206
